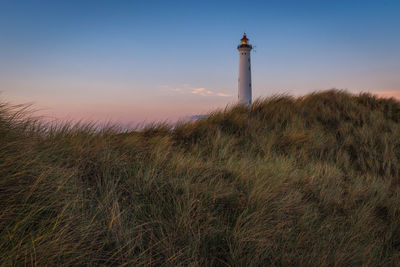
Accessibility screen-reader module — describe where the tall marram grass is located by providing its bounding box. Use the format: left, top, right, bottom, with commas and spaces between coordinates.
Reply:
2, 90, 400, 266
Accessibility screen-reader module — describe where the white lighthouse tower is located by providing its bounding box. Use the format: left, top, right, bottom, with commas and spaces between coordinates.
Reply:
237, 33, 253, 106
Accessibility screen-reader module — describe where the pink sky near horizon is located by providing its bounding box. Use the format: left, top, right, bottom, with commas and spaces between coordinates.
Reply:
3, 86, 400, 128
1, 82, 236, 126
2, 64, 400, 127
370, 90, 400, 100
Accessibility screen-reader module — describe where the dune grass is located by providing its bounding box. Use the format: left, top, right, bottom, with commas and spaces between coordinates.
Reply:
1, 90, 400, 265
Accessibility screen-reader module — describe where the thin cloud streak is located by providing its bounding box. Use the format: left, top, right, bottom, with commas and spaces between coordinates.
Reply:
216, 92, 231, 97
191, 87, 231, 97
163, 84, 232, 97
192, 87, 213, 96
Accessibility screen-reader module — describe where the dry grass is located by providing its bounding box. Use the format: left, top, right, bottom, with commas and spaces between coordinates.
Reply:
1, 90, 400, 266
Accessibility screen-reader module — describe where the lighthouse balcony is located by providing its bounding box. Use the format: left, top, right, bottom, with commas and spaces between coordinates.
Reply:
237, 44, 252, 49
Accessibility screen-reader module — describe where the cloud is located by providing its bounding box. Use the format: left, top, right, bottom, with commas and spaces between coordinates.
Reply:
191, 87, 206, 94
160, 85, 185, 93
162, 84, 231, 97
216, 93, 231, 97
191, 87, 231, 97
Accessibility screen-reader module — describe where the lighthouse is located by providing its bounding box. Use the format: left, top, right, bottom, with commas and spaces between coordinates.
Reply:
237, 33, 253, 106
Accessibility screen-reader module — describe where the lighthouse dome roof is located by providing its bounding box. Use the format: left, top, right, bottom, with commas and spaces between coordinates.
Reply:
238, 33, 252, 50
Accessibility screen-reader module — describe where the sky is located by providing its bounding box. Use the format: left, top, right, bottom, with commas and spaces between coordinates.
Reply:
1, 0, 399, 126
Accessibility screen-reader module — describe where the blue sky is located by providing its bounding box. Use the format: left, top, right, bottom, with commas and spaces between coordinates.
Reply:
1, 0, 399, 124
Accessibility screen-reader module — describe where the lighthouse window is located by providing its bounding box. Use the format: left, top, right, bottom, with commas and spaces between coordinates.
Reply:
249, 66, 250, 70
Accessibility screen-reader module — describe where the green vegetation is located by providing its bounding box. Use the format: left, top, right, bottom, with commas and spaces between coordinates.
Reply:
2, 90, 400, 266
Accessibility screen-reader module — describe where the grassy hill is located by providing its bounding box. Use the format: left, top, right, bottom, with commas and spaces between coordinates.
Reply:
2, 90, 400, 266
